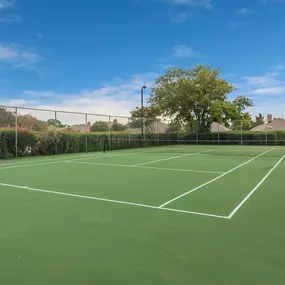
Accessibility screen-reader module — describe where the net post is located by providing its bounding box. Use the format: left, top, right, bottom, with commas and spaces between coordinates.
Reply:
15, 107, 18, 159
85, 113, 88, 153
103, 135, 106, 153
108, 116, 111, 150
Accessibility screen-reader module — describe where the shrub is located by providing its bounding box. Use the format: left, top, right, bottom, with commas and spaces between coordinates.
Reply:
0, 129, 285, 159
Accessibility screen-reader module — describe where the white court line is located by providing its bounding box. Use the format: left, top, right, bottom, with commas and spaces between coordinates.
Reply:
158, 148, 275, 208
0, 152, 130, 171
133, 150, 213, 167
66, 160, 224, 174
0, 182, 227, 219
0, 153, 106, 167
228, 154, 285, 219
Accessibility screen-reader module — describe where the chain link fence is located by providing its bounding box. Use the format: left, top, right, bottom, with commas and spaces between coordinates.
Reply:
1, 105, 284, 158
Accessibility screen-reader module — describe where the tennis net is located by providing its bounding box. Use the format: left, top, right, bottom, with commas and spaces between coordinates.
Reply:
104, 138, 285, 158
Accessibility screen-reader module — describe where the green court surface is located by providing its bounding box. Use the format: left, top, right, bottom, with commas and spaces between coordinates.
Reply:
0, 145, 285, 285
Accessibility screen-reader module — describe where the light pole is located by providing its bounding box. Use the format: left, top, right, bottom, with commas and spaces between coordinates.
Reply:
141, 85, 147, 137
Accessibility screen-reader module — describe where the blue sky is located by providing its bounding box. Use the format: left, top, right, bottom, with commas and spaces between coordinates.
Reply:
0, 0, 285, 123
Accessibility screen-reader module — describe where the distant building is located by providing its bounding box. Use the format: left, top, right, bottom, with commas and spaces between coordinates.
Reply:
210, 122, 230, 132
250, 119, 285, 132
68, 123, 91, 133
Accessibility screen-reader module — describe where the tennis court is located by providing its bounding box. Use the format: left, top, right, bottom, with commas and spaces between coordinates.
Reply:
0, 144, 285, 285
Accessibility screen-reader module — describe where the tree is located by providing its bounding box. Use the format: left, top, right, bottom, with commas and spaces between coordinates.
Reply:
17, 114, 48, 131
252, 113, 265, 128
90, 121, 109, 132
166, 121, 182, 133
47, 119, 66, 128
148, 65, 253, 133
111, 119, 126, 132
0, 108, 15, 126
130, 106, 160, 133
232, 112, 253, 131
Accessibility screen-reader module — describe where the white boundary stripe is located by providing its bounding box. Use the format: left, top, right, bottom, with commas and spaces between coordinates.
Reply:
0, 153, 105, 167
66, 160, 224, 174
158, 148, 275, 208
228, 154, 285, 219
0, 153, 130, 170
133, 150, 213, 167
0, 182, 228, 219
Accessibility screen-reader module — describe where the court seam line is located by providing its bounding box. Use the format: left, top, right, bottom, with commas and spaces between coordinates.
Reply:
0, 152, 130, 171
132, 149, 213, 167
158, 148, 275, 208
64, 160, 224, 174
0, 182, 228, 219
227, 154, 285, 219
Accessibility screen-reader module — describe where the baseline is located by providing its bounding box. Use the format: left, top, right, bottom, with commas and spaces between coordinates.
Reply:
158, 148, 275, 208
0, 182, 228, 219
228, 154, 285, 219
0, 152, 130, 171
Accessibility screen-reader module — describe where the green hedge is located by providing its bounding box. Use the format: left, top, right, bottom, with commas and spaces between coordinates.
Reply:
0, 129, 285, 159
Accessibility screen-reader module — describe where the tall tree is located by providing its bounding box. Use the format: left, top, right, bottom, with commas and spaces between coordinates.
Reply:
166, 121, 182, 133
148, 65, 253, 132
17, 114, 48, 131
90, 121, 109, 132
47, 119, 66, 128
111, 119, 126, 132
0, 108, 15, 126
252, 113, 265, 128
130, 106, 160, 133
232, 112, 253, 131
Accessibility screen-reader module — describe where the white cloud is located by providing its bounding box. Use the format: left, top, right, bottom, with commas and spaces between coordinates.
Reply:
171, 12, 193, 23
237, 72, 285, 96
5, 99, 39, 106
250, 101, 285, 118
242, 73, 283, 87
236, 8, 253, 15
23, 90, 57, 98
0, 44, 41, 69
173, 45, 200, 58
231, 20, 253, 29
168, 0, 213, 9
2, 73, 158, 125
274, 63, 284, 70
0, 14, 21, 23
0, 0, 13, 10
240, 86, 285, 95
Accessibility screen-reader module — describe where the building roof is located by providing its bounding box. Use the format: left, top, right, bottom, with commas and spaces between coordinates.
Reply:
250, 119, 285, 132
210, 122, 231, 132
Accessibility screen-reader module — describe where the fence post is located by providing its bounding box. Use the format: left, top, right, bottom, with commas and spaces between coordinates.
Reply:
108, 116, 111, 150
54, 111, 58, 155
85, 113, 88, 153
15, 107, 18, 159
218, 123, 220, 145
241, 120, 243, 145
196, 120, 199, 144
